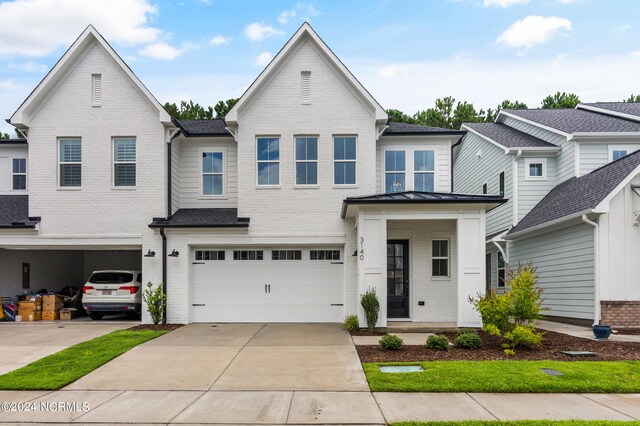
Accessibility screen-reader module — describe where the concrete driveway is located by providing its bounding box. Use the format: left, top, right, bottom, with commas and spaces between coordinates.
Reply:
0, 321, 135, 375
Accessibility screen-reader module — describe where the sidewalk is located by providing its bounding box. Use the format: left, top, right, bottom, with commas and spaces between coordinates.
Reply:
538, 320, 640, 343
1, 389, 639, 424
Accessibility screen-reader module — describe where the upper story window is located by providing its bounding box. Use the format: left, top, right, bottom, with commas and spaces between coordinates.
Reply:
295, 137, 318, 185
414, 150, 435, 192
609, 145, 639, 162
202, 151, 224, 196
432, 239, 449, 277
334, 136, 356, 185
12, 158, 26, 190
113, 138, 136, 187
385, 150, 406, 193
525, 158, 546, 181
482, 183, 488, 194
257, 137, 279, 186
499, 171, 505, 197
59, 138, 81, 187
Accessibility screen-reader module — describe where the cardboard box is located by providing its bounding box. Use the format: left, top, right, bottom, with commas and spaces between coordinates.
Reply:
24, 311, 41, 322
19, 301, 41, 311
42, 295, 64, 311
60, 309, 72, 321
18, 308, 36, 318
42, 310, 60, 321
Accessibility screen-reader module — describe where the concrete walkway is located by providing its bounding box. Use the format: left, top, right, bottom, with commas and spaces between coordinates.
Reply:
539, 320, 640, 342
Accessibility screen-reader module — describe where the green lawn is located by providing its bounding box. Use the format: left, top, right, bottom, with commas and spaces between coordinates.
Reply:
0, 329, 166, 390
393, 422, 640, 426
364, 361, 640, 393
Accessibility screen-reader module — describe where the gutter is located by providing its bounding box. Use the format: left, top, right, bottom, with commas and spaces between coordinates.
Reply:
160, 227, 167, 325
503, 209, 594, 240
582, 214, 600, 326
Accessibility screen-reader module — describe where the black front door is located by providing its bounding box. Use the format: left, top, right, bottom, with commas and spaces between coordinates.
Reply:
387, 240, 409, 318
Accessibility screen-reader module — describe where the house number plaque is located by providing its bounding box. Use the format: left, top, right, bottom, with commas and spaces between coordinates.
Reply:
359, 237, 364, 260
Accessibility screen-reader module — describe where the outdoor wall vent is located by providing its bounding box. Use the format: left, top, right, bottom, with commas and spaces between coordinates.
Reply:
301, 71, 311, 104
92, 73, 102, 106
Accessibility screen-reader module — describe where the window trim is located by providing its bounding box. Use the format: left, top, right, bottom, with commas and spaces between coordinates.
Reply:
256, 136, 280, 187
384, 149, 407, 193
431, 238, 450, 278
413, 149, 436, 192
499, 171, 505, 197
333, 135, 358, 187
608, 145, 639, 162
294, 136, 319, 188
199, 148, 227, 198
524, 158, 547, 181
497, 251, 506, 288
57, 137, 82, 190
12, 158, 27, 191
113, 137, 137, 188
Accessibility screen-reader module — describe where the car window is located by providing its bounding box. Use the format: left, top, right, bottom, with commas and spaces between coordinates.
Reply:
89, 272, 134, 284
137, 273, 142, 283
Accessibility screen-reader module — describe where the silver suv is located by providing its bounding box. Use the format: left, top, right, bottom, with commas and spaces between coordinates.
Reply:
83, 270, 142, 320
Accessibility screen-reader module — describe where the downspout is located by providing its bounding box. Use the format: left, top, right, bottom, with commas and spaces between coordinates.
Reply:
582, 214, 599, 326
160, 227, 167, 325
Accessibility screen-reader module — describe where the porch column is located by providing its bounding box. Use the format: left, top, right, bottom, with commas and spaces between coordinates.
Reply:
456, 216, 485, 327
356, 213, 387, 327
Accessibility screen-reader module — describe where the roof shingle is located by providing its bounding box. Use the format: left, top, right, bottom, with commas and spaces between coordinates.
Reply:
149, 208, 249, 228
0, 195, 39, 228
174, 119, 231, 137
580, 102, 640, 119
463, 122, 557, 149
503, 108, 640, 134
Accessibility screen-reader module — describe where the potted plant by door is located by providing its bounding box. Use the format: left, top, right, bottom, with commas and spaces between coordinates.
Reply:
592, 323, 612, 340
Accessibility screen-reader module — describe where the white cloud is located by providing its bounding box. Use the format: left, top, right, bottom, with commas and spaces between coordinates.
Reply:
0, 0, 161, 57
8, 61, 48, 73
557, 0, 579, 3
255, 51, 273, 66
278, 9, 296, 25
483, 0, 530, 7
0, 79, 22, 91
209, 35, 232, 46
296, 2, 320, 20
139, 42, 195, 61
245, 23, 284, 42
497, 16, 572, 51
613, 24, 631, 33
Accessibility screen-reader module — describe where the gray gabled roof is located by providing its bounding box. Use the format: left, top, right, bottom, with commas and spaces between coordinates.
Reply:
508, 150, 640, 236
503, 108, 640, 134
463, 122, 557, 149
0, 138, 27, 145
383, 121, 465, 136
149, 208, 249, 228
173, 119, 231, 137
0, 195, 39, 228
579, 102, 640, 120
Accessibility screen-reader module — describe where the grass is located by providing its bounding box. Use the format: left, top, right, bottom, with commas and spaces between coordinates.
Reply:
393, 422, 640, 426
0, 329, 166, 390
363, 360, 640, 393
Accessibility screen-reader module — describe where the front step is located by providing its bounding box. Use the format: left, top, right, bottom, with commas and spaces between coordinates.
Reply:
385, 321, 458, 333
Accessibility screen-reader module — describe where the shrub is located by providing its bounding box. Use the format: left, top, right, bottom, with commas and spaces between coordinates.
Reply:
360, 288, 380, 333
343, 315, 360, 332
379, 334, 404, 350
457, 328, 478, 337
426, 334, 450, 351
455, 332, 481, 349
503, 324, 542, 353
142, 282, 166, 325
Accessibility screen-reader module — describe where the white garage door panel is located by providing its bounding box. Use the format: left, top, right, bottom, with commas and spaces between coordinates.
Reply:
190, 249, 344, 323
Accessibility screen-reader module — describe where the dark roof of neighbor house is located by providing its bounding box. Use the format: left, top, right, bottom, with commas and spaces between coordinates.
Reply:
383, 121, 466, 136
580, 102, 640, 118
463, 122, 557, 149
0, 195, 40, 228
149, 208, 250, 228
503, 108, 640, 134
341, 191, 506, 218
508, 150, 640, 236
0, 138, 27, 145
173, 118, 231, 137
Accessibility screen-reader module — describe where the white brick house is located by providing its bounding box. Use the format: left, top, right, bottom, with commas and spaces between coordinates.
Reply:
0, 24, 504, 326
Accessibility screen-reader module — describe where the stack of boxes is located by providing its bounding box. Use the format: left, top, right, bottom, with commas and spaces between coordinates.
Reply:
42, 295, 65, 321
17, 296, 42, 321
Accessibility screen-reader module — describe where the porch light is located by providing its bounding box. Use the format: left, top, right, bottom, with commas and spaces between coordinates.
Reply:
352, 250, 357, 256
144, 249, 156, 257
168, 249, 180, 257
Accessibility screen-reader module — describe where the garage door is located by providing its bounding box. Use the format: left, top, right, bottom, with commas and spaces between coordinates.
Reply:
189, 248, 344, 323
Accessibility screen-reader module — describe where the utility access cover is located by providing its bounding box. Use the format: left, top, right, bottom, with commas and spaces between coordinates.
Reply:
379, 366, 424, 373
540, 368, 564, 376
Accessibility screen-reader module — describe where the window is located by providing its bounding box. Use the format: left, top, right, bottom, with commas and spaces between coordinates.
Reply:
612, 149, 628, 161
334, 136, 356, 185
114, 138, 136, 187
202, 152, 224, 196
499, 171, 505, 197
385, 150, 406, 193
59, 138, 81, 187
295, 137, 318, 185
525, 158, 546, 180
272, 250, 302, 260
92, 74, 101, 106
195, 250, 225, 261
233, 250, 263, 260
482, 183, 488, 194
432, 240, 449, 277
497, 252, 506, 287
414, 150, 435, 192
310, 250, 340, 260
12, 158, 26, 190
257, 137, 279, 185
301, 71, 311, 104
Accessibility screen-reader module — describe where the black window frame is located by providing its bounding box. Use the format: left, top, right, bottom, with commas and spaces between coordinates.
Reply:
272, 250, 302, 260
233, 250, 264, 260
195, 250, 226, 261
499, 172, 505, 197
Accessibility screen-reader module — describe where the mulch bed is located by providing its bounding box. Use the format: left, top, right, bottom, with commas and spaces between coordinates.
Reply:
128, 324, 183, 332
357, 330, 640, 362
351, 330, 386, 336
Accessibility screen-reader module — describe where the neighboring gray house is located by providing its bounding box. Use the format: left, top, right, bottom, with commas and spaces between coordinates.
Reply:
453, 103, 640, 328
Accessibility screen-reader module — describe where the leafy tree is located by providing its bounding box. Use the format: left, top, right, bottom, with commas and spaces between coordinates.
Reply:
0, 132, 10, 139
386, 108, 415, 124
214, 98, 239, 119
413, 97, 486, 129
484, 100, 528, 122
541, 92, 580, 109
624, 94, 640, 102
163, 100, 214, 120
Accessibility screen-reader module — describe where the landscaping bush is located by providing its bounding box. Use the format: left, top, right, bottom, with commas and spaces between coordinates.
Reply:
457, 328, 479, 336
469, 262, 546, 354
360, 288, 380, 333
426, 334, 450, 351
455, 332, 482, 349
143, 282, 166, 325
343, 315, 360, 332
379, 334, 404, 350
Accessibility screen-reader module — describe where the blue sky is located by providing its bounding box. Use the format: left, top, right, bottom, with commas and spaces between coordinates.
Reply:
0, 0, 639, 134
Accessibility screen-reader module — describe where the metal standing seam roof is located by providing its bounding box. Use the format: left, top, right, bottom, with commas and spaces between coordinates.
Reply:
507, 149, 640, 236
0, 195, 40, 228
503, 108, 640, 134
149, 208, 249, 228
463, 122, 557, 149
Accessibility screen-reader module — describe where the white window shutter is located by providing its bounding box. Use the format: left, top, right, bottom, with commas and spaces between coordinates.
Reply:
92, 74, 102, 106
301, 71, 311, 104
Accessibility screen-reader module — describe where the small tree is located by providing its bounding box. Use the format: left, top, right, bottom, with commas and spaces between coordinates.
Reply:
360, 288, 380, 333
143, 282, 166, 325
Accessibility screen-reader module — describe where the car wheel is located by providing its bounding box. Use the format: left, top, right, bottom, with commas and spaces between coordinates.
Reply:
89, 312, 104, 320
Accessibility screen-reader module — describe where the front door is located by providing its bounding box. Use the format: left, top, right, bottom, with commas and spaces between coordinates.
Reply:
387, 240, 409, 318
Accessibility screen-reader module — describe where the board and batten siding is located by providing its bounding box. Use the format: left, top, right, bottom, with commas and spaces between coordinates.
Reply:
501, 116, 574, 183
509, 223, 595, 320
170, 140, 181, 213
453, 132, 512, 236
517, 156, 558, 222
